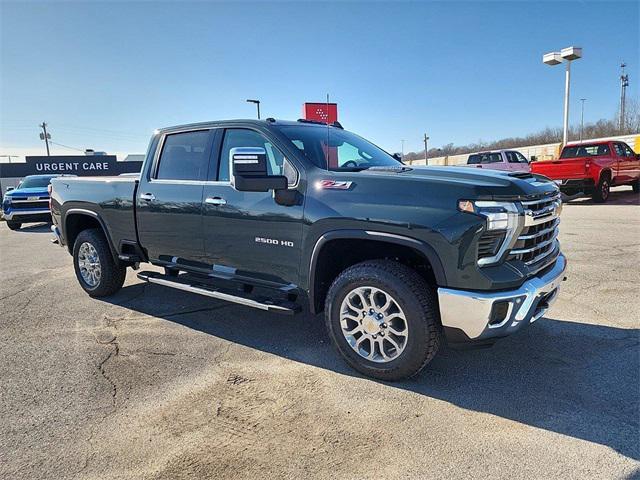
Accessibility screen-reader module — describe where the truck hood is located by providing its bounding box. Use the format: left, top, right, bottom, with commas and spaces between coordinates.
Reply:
5, 187, 49, 197
356, 166, 557, 199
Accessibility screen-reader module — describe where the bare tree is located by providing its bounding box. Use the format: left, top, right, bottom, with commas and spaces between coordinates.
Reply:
405, 113, 639, 159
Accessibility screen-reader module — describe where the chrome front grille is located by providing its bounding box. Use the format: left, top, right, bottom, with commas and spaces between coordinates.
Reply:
509, 192, 561, 267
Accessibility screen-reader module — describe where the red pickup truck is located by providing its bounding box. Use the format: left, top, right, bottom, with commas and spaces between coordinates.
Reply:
531, 140, 640, 202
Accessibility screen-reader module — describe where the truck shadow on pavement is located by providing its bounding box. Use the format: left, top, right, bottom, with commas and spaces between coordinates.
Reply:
10, 222, 52, 233
105, 284, 640, 461
564, 188, 639, 206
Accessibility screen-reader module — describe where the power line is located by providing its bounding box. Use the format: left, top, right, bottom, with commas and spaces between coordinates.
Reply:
49, 140, 85, 153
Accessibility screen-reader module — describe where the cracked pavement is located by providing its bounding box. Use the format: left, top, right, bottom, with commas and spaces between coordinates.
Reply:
0, 187, 638, 479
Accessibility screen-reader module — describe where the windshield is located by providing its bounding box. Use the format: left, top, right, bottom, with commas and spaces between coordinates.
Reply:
560, 144, 609, 158
277, 125, 401, 171
17, 176, 56, 189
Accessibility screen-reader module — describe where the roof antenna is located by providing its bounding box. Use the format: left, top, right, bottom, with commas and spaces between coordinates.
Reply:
326, 93, 330, 168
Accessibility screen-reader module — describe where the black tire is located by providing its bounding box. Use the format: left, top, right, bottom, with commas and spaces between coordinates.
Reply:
324, 260, 441, 381
632, 179, 639, 194
592, 173, 611, 203
6, 221, 21, 231
73, 228, 126, 297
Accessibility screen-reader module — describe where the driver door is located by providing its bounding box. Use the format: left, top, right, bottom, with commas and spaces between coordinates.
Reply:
201, 128, 303, 286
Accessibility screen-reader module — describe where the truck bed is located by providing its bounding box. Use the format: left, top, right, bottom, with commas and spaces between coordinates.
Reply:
531, 157, 589, 180
51, 175, 139, 251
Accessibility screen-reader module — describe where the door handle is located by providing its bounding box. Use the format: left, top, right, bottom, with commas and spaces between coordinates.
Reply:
139, 193, 155, 201
205, 196, 226, 206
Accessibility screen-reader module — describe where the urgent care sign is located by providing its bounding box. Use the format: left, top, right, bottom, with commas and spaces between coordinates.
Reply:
303, 103, 338, 124
0, 155, 142, 179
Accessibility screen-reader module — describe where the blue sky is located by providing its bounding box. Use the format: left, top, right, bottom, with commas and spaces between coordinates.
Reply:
1, 1, 637, 159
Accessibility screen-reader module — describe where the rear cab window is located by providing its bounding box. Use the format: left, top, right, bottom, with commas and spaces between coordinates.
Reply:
561, 144, 610, 158
468, 153, 502, 164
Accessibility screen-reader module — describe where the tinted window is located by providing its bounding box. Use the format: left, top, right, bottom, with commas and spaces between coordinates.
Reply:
560, 144, 610, 158
622, 143, 635, 157
156, 130, 211, 181
506, 151, 528, 164
219, 129, 290, 182
468, 153, 501, 164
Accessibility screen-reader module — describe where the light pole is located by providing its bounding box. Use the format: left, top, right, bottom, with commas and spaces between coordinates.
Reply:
401, 140, 405, 161
423, 133, 429, 165
543, 46, 582, 146
246, 99, 261, 119
579, 98, 586, 142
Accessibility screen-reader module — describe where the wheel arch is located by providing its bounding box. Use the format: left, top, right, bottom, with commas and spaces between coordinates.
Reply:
64, 209, 118, 261
599, 168, 612, 182
308, 230, 446, 314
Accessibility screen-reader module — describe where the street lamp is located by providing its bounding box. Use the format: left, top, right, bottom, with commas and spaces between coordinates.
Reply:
543, 46, 582, 146
579, 98, 587, 142
246, 99, 261, 119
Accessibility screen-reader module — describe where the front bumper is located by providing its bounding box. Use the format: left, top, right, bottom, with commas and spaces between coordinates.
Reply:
2, 208, 51, 222
438, 254, 567, 344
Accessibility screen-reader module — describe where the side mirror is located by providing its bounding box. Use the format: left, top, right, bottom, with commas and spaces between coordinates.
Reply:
392, 153, 402, 161
6, 186, 14, 192
230, 147, 287, 192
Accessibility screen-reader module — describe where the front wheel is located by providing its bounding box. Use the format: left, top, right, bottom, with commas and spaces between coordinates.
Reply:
6, 221, 21, 231
73, 228, 126, 297
324, 260, 441, 381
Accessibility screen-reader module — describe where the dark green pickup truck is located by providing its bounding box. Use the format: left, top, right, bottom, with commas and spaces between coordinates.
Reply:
50, 119, 566, 380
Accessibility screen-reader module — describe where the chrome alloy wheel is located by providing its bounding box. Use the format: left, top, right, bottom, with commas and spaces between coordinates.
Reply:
339, 286, 409, 363
78, 242, 101, 288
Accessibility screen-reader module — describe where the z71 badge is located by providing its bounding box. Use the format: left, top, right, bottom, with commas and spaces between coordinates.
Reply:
255, 237, 294, 247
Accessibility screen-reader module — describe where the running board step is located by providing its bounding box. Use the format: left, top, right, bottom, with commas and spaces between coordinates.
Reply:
136, 271, 299, 315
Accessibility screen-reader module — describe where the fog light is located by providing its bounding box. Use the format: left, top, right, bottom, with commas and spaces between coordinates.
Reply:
489, 301, 510, 326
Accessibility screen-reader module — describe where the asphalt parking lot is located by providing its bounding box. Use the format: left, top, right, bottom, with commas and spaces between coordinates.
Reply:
1, 187, 638, 480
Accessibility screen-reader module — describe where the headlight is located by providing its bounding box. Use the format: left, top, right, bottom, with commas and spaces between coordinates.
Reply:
459, 200, 523, 265
3, 195, 11, 204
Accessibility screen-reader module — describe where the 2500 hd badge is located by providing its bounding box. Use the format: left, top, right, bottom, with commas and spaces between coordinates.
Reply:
255, 236, 294, 247
50, 118, 566, 381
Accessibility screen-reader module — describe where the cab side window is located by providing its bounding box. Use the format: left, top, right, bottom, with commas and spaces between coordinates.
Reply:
156, 130, 211, 181
613, 143, 625, 157
219, 129, 297, 185
622, 143, 635, 157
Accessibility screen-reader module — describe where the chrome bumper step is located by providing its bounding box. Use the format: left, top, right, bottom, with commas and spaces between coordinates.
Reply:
136, 270, 300, 315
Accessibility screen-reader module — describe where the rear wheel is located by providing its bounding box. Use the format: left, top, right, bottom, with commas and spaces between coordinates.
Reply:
6, 221, 21, 231
73, 228, 126, 297
324, 260, 440, 381
592, 174, 610, 203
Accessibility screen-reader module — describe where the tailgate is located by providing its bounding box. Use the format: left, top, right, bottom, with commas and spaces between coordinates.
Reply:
531, 158, 588, 179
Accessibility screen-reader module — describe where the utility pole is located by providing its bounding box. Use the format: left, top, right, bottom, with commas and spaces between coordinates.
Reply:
39, 122, 51, 156
619, 63, 629, 132
401, 140, 405, 161
423, 133, 429, 165
579, 98, 586, 142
